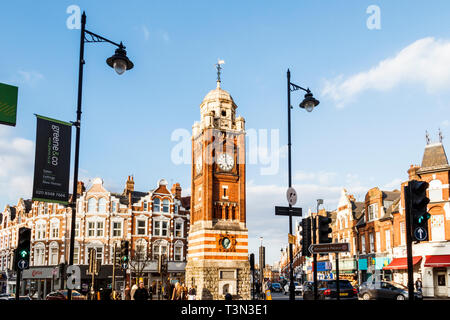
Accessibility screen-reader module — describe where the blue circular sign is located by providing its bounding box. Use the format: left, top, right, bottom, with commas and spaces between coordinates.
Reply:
18, 259, 28, 270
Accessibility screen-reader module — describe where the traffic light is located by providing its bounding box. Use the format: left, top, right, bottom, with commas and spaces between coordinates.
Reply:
408, 180, 430, 241
14, 227, 31, 271
120, 240, 129, 267
318, 215, 332, 244
249, 253, 255, 271
301, 217, 312, 257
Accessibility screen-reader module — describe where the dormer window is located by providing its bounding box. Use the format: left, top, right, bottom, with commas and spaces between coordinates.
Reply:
153, 198, 161, 212
221, 110, 226, 116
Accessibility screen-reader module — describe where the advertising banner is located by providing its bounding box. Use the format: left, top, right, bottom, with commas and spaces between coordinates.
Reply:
0, 82, 18, 126
32, 115, 72, 204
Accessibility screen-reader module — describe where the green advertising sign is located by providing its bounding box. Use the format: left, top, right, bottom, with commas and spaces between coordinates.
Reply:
0, 82, 18, 126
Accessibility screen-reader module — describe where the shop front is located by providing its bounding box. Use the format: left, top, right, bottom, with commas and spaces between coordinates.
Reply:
331, 258, 357, 286
22, 266, 58, 299
383, 256, 422, 288
423, 254, 450, 298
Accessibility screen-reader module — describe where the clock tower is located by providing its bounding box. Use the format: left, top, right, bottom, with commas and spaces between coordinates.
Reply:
185, 71, 250, 300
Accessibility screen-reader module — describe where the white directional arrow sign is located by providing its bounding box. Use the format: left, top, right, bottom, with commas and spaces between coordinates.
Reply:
17, 259, 28, 270
414, 227, 427, 241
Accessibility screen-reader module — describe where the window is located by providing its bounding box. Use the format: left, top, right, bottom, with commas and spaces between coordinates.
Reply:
44, 203, 48, 215
153, 219, 169, 237
222, 186, 228, 199
96, 221, 104, 237
361, 235, 366, 253
368, 204, 378, 221
112, 221, 122, 237
153, 198, 161, 212
95, 247, 103, 264
75, 221, 80, 237
98, 198, 107, 213
174, 204, 178, 214
400, 222, 406, 245
135, 239, 147, 260
143, 200, 148, 211
50, 221, 59, 238
34, 245, 45, 266
376, 232, 381, 252
36, 223, 46, 240
174, 245, 183, 261
52, 204, 57, 214
152, 241, 168, 260
369, 233, 374, 252
87, 198, 96, 212
175, 221, 183, 238
163, 199, 170, 213
87, 222, 95, 237
137, 219, 146, 235
73, 247, 80, 265
50, 246, 59, 265
385, 230, 391, 250
112, 202, 117, 212
429, 180, 443, 202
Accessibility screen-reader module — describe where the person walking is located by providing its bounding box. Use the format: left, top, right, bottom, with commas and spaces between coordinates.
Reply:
130, 283, 138, 300
133, 281, 149, 301
124, 285, 131, 300
188, 285, 197, 300
415, 278, 423, 293
171, 282, 180, 300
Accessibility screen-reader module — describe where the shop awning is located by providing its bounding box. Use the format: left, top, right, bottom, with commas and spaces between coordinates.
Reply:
383, 257, 422, 270
424, 255, 450, 268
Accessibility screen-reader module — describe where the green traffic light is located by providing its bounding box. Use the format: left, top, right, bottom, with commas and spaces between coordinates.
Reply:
19, 250, 28, 258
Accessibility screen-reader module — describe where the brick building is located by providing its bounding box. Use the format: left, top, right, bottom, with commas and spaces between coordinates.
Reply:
0, 176, 190, 297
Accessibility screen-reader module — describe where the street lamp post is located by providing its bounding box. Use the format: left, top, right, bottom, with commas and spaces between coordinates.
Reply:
67, 11, 134, 300
286, 69, 319, 301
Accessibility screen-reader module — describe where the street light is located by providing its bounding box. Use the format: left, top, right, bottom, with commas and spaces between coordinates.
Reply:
285, 69, 319, 301
67, 11, 134, 300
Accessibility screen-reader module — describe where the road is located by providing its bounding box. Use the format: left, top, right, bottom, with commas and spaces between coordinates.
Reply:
271, 291, 303, 300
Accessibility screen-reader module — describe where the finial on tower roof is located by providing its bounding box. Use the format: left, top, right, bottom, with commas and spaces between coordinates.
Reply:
215, 59, 225, 87
426, 130, 431, 145
439, 128, 443, 143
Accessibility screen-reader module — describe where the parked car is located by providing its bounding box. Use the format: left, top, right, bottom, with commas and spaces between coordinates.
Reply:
270, 283, 283, 293
303, 280, 358, 300
0, 293, 12, 300
7, 296, 32, 300
45, 290, 86, 300
358, 281, 423, 300
283, 281, 302, 295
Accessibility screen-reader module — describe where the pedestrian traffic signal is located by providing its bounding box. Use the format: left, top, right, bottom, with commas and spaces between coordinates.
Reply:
408, 180, 430, 241
120, 240, 129, 265
301, 217, 312, 257
14, 227, 31, 271
318, 215, 332, 244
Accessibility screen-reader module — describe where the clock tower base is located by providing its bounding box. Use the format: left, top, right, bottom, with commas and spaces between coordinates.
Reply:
185, 259, 251, 300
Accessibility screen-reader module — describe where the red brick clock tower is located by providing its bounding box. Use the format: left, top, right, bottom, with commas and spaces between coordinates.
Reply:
185, 72, 250, 300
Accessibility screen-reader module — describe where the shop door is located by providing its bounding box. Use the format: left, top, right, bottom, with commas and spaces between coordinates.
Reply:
434, 270, 447, 297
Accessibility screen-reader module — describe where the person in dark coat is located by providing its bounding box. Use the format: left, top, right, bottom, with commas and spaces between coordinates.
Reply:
133, 281, 149, 301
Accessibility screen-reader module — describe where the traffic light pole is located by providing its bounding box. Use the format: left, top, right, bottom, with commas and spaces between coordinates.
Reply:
15, 266, 21, 300
404, 184, 415, 301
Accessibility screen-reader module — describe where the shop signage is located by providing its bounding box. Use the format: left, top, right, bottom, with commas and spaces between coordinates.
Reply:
32, 115, 72, 204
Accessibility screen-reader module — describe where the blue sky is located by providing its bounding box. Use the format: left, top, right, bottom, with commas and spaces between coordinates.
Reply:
1, 0, 450, 264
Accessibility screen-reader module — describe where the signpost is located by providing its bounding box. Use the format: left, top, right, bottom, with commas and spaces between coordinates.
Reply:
309, 243, 350, 255
286, 187, 297, 206
275, 206, 302, 217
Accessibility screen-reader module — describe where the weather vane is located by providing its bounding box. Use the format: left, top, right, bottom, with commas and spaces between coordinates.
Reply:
426, 130, 431, 145
439, 128, 443, 143
215, 59, 225, 83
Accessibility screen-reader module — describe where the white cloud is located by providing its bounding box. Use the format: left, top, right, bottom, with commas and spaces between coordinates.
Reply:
0, 127, 34, 209
142, 25, 150, 41
322, 37, 450, 107
382, 178, 403, 190
441, 120, 450, 128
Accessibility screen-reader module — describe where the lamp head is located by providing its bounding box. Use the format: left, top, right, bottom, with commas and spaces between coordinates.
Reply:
300, 90, 319, 112
106, 44, 134, 75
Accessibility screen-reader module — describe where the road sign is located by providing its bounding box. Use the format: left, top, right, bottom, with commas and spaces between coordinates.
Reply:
414, 227, 427, 241
288, 233, 296, 244
309, 243, 350, 254
286, 187, 297, 206
121, 263, 128, 270
17, 259, 29, 270
275, 206, 302, 217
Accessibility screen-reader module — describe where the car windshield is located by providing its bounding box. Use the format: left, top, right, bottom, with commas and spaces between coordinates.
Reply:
324, 280, 353, 289
389, 282, 407, 290
272, 283, 281, 287
294, 282, 299, 286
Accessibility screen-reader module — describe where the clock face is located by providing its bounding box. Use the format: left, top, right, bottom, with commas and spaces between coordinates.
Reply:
222, 237, 231, 249
217, 153, 234, 171
196, 155, 202, 174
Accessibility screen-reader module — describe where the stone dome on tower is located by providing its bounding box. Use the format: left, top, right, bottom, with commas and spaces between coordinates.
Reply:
201, 81, 237, 109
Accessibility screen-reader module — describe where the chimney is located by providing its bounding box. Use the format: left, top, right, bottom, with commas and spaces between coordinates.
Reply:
77, 181, 85, 195
125, 175, 135, 194
171, 183, 182, 200
407, 164, 420, 180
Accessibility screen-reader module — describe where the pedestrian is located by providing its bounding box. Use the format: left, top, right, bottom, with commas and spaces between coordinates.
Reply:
130, 283, 138, 300
133, 281, 149, 301
171, 282, 180, 300
148, 283, 153, 300
188, 285, 197, 300
415, 278, 422, 293
124, 285, 131, 300
181, 283, 188, 300
225, 293, 232, 301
